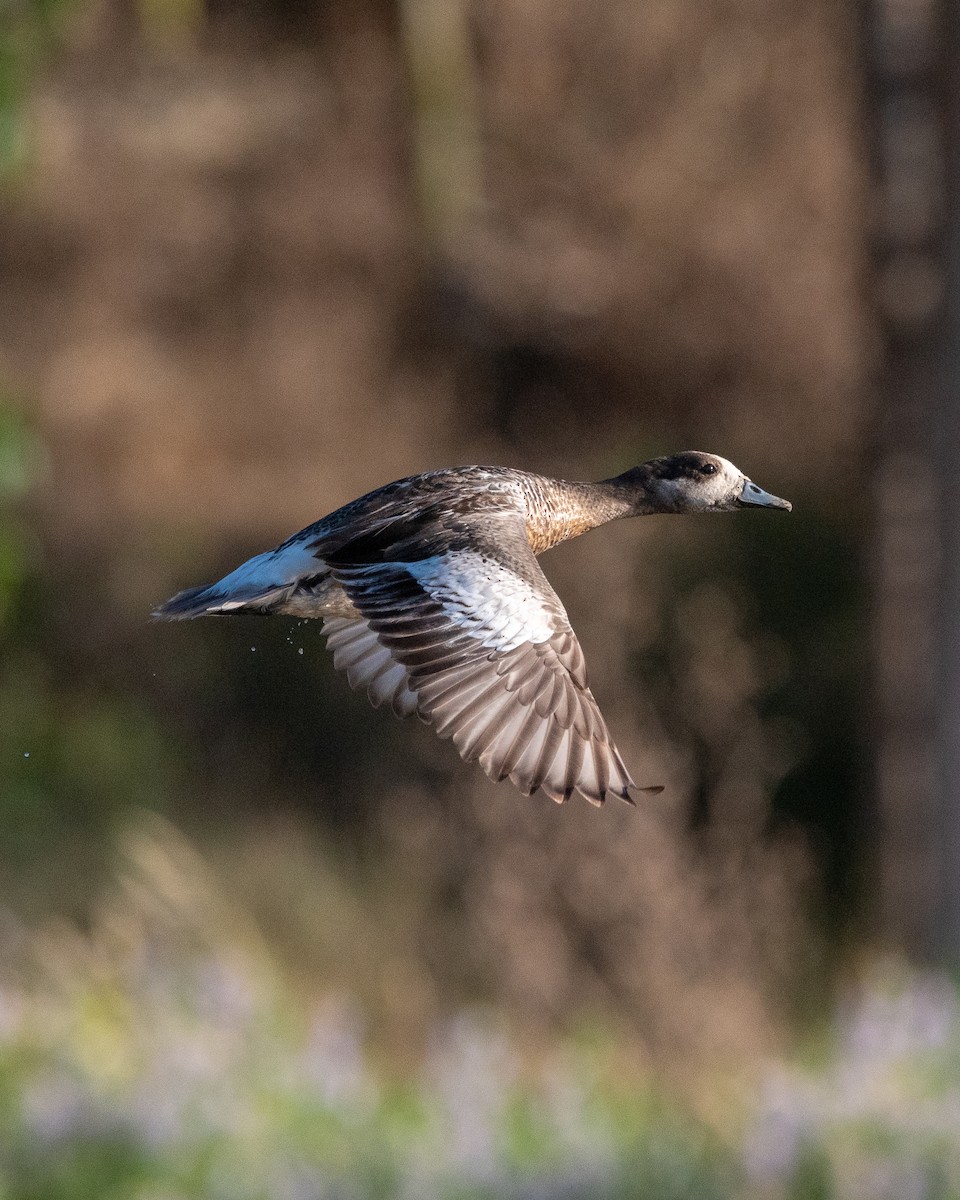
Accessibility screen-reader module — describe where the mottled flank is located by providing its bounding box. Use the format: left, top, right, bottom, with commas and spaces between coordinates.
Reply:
155, 455, 791, 805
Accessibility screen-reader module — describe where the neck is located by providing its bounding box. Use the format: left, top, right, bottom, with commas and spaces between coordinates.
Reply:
599, 466, 659, 515
521, 474, 640, 554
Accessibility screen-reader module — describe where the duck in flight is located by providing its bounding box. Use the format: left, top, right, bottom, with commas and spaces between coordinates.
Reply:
155, 452, 791, 806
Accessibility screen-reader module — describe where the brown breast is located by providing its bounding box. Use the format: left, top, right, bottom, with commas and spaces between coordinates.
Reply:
520, 476, 627, 555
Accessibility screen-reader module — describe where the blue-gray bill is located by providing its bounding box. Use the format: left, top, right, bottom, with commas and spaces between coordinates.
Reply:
738, 479, 792, 511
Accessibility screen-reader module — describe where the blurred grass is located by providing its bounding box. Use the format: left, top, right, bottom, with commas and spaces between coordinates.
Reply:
1, 814, 960, 1200
0, 814, 739, 1200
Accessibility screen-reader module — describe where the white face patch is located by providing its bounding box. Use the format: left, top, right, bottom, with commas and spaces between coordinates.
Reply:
406, 552, 556, 651
657, 453, 747, 512
703, 455, 746, 507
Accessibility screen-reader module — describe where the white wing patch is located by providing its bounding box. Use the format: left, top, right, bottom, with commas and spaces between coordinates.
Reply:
327, 552, 655, 804
406, 552, 555, 652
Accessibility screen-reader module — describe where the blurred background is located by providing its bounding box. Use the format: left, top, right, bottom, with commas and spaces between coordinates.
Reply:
0, 0, 955, 1195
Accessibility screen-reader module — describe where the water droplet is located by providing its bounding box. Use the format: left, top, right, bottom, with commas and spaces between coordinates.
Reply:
251, 647, 256, 652
23, 752, 29, 759
298, 647, 304, 656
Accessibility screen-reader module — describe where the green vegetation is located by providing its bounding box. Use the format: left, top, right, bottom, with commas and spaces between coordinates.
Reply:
0, 0, 75, 181
0, 815, 738, 1200
1, 816, 960, 1200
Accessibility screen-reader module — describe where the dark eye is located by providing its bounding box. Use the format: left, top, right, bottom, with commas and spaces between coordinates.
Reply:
700, 463, 717, 476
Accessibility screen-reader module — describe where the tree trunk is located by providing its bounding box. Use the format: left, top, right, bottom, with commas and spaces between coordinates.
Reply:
869, 0, 959, 958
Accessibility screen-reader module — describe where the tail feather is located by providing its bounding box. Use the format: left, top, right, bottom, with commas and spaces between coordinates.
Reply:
152, 582, 293, 620
154, 541, 331, 621
152, 584, 217, 620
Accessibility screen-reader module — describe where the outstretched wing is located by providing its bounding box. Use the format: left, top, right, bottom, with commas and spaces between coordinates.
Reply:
326, 518, 657, 805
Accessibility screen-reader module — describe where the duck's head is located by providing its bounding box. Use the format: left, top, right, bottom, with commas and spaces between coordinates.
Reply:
618, 452, 792, 515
